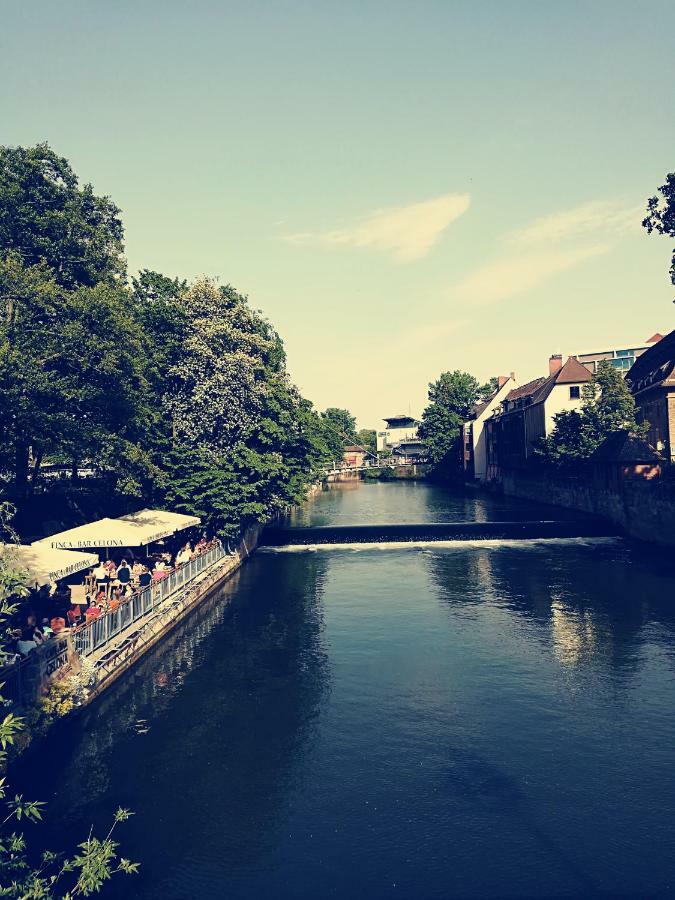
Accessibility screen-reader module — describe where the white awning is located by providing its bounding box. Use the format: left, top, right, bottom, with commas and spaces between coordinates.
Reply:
34, 509, 201, 551
1, 544, 99, 587
33, 518, 147, 550
117, 509, 201, 542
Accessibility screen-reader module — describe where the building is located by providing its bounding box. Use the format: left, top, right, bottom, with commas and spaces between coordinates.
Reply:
570, 333, 663, 375
485, 356, 592, 479
391, 439, 427, 463
626, 329, 675, 462
462, 375, 517, 482
590, 430, 662, 490
376, 415, 419, 453
342, 445, 368, 468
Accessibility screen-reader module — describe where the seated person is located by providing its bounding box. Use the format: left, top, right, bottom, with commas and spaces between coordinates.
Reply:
117, 559, 132, 585
50, 615, 66, 634
93, 562, 108, 586
138, 566, 152, 588
66, 605, 82, 627
85, 602, 102, 622
14, 628, 36, 656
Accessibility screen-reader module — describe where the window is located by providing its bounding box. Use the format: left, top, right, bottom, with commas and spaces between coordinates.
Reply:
569, 386, 580, 399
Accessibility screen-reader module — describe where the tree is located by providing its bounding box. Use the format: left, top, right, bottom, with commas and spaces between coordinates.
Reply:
0, 254, 153, 497
643, 172, 675, 299
160, 277, 334, 536
0, 143, 125, 289
538, 360, 646, 462
319, 408, 357, 460
479, 376, 499, 401
355, 428, 377, 454
418, 371, 481, 467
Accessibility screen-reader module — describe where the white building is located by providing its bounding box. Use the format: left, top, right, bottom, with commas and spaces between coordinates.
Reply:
462, 375, 517, 482
377, 415, 419, 453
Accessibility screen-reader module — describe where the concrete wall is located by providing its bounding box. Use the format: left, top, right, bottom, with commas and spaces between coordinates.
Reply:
501, 467, 675, 547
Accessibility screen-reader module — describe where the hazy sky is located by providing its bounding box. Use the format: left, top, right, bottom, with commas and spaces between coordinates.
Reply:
2, 1, 674, 427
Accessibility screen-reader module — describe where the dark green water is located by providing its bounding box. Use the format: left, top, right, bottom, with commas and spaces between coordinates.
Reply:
13, 483, 675, 898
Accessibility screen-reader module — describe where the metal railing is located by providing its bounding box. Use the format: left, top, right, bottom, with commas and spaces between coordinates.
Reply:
72, 543, 227, 659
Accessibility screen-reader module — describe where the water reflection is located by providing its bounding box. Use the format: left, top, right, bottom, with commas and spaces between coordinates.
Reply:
13, 553, 331, 898
424, 538, 675, 674
289, 480, 581, 527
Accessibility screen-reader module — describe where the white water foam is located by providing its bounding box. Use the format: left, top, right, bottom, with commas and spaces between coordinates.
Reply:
259, 537, 622, 553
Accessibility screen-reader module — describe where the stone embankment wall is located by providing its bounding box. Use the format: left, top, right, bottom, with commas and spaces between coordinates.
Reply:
501, 469, 675, 547
82, 524, 262, 702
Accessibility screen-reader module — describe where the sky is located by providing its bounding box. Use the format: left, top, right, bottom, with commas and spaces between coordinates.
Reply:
2, 0, 674, 427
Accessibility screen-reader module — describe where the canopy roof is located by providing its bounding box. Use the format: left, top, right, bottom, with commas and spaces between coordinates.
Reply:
117, 509, 201, 542
1, 544, 98, 587
35, 509, 200, 551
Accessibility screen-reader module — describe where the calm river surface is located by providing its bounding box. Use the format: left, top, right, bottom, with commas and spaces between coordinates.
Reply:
15, 482, 675, 898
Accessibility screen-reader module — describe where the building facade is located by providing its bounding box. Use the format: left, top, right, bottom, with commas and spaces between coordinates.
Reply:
570, 333, 663, 375
377, 415, 419, 453
462, 375, 517, 482
485, 356, 592, 480
626, 329, 675, 462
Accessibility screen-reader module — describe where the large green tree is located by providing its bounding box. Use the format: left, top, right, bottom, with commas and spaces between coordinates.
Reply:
538, 360, 646, 462
419, 371, 481, 468
0, 253, 153, 497
0, 143, 125, 289
161, 278, 332, 535
643, 172, 675, 298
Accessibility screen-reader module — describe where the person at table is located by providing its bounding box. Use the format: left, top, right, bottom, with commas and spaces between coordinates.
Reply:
85, 602, 102, 622
175, 544, 192, 567
50, 615, 66, 634
93, 562, 108, 587
138, 566, 152, 589
132, 560, 143, 584
153, 559, 167, 581
23, 614, 45, 645
117, 559, 131, 586
66, 605, 82, 627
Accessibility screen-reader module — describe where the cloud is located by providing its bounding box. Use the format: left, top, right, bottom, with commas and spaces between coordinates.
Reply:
283, 193, 470, 262
453, 244, 610, 306
506, 200, 641, 246
450, 198, 641, 306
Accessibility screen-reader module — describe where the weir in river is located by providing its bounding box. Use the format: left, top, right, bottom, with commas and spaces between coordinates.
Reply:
11, 481, 675, 899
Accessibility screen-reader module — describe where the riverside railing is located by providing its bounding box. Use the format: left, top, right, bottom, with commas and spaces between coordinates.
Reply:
72, 543, 227, 659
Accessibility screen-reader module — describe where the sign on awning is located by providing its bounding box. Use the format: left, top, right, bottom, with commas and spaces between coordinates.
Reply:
1, 544, 99, 587
34, 509, 201, 551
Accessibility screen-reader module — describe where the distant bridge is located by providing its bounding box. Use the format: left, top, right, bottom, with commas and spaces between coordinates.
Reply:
324, 457, 428, 477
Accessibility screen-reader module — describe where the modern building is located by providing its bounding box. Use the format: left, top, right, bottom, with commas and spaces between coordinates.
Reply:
569, 333, 663, 375
485, 356, 592, 479
376, 415, 419, 453
626, 329, 675, 462
462, 375, 517, 482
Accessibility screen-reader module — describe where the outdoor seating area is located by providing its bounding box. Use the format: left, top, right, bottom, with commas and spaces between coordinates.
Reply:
1, 509, 223, 665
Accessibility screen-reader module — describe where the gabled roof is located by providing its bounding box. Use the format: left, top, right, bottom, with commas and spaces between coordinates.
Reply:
506, 377, 547, 402
627, 329, 675, 394
591, 430, 662, 463
502, 358, 591, 412
554, 356, 593, 385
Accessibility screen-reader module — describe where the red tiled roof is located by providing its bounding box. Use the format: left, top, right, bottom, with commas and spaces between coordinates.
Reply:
553, 355, 593, 385
506, 377, 547, 402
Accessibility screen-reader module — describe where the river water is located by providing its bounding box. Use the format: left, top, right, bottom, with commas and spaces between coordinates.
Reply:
14, 482, 675, 898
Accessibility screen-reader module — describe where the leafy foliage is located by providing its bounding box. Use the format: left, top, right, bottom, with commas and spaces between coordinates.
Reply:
537, 360, 647, 463
0, 143, 124, 290
355, 429, 377, 454
643, 172, 675, 298
419, 371, 481, 468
